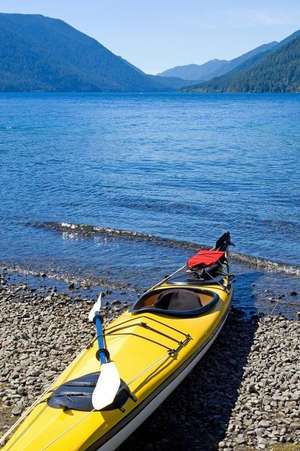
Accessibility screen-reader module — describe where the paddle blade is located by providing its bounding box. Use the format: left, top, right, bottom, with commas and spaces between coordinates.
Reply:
88, 293, 102, 322
92, 362, 121, 410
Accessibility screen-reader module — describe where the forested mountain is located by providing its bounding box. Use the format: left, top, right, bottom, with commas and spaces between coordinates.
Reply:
0, 13, 181, 92
2, 13, 299, 94
159, 59, 228, 81
183, 31, 300, 93
158, 42, 277, 82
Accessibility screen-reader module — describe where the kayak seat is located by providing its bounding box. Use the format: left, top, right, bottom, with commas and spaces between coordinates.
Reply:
154, 289, 201, 311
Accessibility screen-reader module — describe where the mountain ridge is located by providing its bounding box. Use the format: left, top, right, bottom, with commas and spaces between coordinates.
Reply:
0, 13, 183, 92
158, 42, 278, 82
1, 13, 299, 93
182, 30, 300, 93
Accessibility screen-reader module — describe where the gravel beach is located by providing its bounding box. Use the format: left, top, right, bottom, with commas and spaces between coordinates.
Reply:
0, 275, 299, 450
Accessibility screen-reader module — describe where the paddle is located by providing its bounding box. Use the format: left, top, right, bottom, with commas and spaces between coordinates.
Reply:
89, 293, 121, 410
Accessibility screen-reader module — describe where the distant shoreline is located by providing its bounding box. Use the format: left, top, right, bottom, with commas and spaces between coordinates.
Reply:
0, 90, 299, 94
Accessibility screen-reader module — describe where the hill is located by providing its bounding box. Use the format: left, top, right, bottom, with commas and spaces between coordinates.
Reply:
183, 31, 300, 93
149, 74, 194, 89
158, 59, 228, 82
0, 13, 179, 92
158, 42, 277, 82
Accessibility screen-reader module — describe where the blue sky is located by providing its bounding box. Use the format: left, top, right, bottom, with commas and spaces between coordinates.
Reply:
1, 1, 300, 73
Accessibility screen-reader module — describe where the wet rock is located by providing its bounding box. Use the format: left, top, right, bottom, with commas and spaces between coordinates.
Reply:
111, 300, 122, 306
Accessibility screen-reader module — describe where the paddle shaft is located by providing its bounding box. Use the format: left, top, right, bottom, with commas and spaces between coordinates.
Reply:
94, 313, 108, 365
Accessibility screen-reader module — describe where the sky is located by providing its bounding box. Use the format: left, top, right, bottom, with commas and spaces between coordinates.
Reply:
1, 1, 300, 74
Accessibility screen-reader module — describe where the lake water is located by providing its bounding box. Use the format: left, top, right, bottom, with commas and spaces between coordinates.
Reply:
0, 92, 300, 315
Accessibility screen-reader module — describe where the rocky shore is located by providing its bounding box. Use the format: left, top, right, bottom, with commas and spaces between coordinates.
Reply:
0, 276, 299, 450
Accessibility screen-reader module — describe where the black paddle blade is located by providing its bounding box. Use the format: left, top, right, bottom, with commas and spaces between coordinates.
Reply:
47, 372, 130, 412
215, 232, 234, 251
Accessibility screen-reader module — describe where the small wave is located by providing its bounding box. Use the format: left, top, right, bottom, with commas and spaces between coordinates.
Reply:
230, 253, 300, 276
32, 221, 300, 276
32, 221, 202, 250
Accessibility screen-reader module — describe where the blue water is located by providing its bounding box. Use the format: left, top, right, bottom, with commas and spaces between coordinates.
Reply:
0, 92, 300, 315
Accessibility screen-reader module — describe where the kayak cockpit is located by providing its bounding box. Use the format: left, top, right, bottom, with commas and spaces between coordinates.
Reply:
132, 232, 233, 318
132, 287, 219, 317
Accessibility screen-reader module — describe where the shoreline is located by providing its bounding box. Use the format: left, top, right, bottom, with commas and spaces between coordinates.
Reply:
32, 221, 300, 277
0, 276, 299, 450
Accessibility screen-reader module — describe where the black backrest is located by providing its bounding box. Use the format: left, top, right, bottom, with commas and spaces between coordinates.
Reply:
154, 289, 200, 311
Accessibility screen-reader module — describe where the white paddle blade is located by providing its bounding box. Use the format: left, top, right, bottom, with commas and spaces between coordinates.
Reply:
92, 362, 121, 410
88, 293, 102, 322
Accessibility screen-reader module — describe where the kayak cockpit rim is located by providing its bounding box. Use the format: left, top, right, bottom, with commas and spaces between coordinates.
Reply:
131, 287, 220, 318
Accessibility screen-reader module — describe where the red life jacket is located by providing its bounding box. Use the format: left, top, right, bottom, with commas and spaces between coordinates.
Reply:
187, 249, 225, 270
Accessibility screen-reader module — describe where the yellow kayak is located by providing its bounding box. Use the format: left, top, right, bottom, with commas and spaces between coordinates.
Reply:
2, 233, 233, 451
